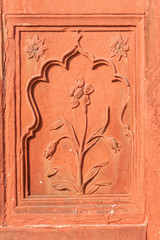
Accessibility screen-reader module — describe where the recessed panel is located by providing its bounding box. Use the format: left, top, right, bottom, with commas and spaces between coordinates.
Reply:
19, 29, 134, 197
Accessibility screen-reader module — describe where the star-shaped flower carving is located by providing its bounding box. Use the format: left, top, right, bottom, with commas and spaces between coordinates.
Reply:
66, 77, 94, 109
24, 34, 47, 61
109, 33, 129, 61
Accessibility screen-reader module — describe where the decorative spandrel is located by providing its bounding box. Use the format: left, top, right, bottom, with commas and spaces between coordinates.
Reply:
21, 30, 133, 196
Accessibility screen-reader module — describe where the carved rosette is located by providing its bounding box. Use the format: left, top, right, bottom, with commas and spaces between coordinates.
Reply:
24, 34, 47, 61
109, 33, 129, 61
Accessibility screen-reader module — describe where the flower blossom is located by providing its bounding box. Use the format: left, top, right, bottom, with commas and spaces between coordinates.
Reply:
44, 140, 58, 160
66, 77, 94, 109
109, 33, 129, 61
24, 34, 47, 61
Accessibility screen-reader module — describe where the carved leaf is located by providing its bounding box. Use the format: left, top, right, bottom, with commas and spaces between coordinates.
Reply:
96, 181, 112, 186
64, 119, 79, 147
47, 168, 59, 178
57, 166, 76, 184
87, 185, 100, 195
102, 106, 110, 129
52, 181, 78, 193
86, 181, 112, 195
83, 167, 100, 184
48, 166, 78, 192
83, 161, 108, 186
84, 107, 109, 152
50, 119, 64, 130
92, 127, 105, 137
90, 106, 109, 140
93, 162, 108, 168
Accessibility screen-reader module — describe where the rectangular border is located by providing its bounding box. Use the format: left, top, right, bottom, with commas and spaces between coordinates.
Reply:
0, 1, 5, 226
18, 25, 134, 202
4, 15, 145, 225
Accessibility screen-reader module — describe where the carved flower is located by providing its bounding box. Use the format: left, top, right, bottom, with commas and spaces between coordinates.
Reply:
24, 34, 47, 61
66, 77, 94, 108
44, 140, 58, 160
109, 33, 129, 61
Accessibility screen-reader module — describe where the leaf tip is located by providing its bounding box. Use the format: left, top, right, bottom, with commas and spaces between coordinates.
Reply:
50, 119, 64, 131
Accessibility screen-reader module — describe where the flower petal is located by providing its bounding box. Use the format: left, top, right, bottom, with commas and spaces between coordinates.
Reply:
40, 45, 48, 51
110, 37, 117, 47
34, 52, 39, 62
110, 48, 119, 57
116, 52, 122, 61
70, 97, 79, 108
66, 86, 76, 96
80, 95, 90, 106
37, 37, 45, 48
28, 50, 35, 59
122, 44, 129, 51
74, 87, 84, 99
75, 77, 85, 88
121, 37, 128, 46
116, 33, 122, 44
37, 49, 44, 57
24, 45, 33, 52
32, 34, 38, 43
121, 50, 127, 57
84, 83, 94, 95
27, 39, 34, 46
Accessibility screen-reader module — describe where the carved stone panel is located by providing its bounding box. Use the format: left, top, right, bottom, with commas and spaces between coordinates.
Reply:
21, 30, 133, 196
5, 16, 145, 226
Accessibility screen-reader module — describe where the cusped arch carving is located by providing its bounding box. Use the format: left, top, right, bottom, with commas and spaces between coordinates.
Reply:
22, 32, 133, 196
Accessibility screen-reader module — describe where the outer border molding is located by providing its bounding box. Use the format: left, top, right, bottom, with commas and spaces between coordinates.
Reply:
0, 0, 5, 226
4, 15, 145, 226
0, 224, 147, 240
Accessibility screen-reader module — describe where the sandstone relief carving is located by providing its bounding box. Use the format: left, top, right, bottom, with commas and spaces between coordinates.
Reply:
44, 77, 120, 195
24, 34, 47, 61
23, 31, 132, 196
109, 33, 129, 61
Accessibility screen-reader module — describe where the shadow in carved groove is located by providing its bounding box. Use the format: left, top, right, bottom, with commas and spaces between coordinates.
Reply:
22, 32, 133, 196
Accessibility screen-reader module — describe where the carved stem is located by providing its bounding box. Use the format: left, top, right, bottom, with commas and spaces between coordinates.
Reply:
77, 106, 87, 190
